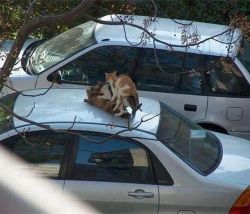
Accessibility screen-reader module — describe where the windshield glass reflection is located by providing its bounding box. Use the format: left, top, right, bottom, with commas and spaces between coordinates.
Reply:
30, 21, 96, 74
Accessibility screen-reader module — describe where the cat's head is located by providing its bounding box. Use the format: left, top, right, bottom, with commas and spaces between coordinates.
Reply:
105, 71, 118, 85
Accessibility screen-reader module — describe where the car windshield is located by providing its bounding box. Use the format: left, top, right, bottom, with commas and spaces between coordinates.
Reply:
30, 21, 97, 74
156, 102, 222, 176
238, 40, 250, 72
0, 93, 18, 134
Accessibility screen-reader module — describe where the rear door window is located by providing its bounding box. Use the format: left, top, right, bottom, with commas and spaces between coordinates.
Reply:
69, 134, 155, 184
135, 48, 205, 95
2, 132, 71, 178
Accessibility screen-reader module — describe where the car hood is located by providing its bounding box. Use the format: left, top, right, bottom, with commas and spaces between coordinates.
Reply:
0, 39, 36, 75
207, 132, 250, 186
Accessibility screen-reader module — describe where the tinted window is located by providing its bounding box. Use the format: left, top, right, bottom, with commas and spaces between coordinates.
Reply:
156, 103, 222, 175
207, 57, 250, 96
150, 152, 174, 185
71, 135, 154, 184
135, 48, 205, 94
59, 46, 139, 85
3, 133, 69, 178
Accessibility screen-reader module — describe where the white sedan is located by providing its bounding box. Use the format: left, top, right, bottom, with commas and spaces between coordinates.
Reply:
0, 88, 249, 214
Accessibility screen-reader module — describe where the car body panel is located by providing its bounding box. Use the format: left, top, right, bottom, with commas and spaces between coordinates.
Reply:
158, 182, 244, 214
64, 181, 158, 214
1, 75, 38, 97
208, 132, 250, 186
139, 90, 207, 122
206, 96, 250, 139
96, 15, 241, 57
139, 137, 244, 214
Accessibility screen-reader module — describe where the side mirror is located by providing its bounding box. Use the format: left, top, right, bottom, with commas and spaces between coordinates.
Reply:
47, 71, 62, 84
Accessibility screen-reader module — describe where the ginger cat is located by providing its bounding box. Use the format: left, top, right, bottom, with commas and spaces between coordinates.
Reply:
105, 71, 139, 116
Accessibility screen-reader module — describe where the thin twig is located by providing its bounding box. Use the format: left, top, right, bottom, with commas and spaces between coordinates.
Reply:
3, 82, 54, 97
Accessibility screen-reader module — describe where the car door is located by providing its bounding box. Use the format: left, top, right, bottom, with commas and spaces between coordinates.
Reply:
1, 131, 72, 193
63, 133, 159, 214
134, 48, 208, 122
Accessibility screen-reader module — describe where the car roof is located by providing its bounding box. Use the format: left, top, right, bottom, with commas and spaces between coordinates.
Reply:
13, 88, 160, 134
95, 14, 242, 57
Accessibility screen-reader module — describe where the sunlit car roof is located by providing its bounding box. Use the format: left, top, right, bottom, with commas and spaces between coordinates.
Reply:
13, 88, 160, 134
95, 14, 242, 57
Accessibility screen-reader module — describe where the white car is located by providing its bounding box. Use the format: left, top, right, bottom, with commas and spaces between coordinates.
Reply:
0, 88, 249, 214
1, 14, 250, 140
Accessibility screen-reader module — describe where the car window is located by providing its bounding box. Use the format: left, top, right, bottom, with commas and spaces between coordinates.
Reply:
2, 132, 70, 178
156, 102, 222, 176
70, 135, 155, 184
238, 39, 250, 73
58, 46, 140, 85
135, 48, 205, 95
207, 57, 250, 96
150, 152, 174, 185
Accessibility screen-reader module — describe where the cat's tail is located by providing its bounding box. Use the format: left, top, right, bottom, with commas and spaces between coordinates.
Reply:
134, 93, 142, 113
124, 94, 141, 116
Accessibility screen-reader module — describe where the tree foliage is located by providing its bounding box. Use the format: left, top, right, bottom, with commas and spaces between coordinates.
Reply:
1, 0, 249, 40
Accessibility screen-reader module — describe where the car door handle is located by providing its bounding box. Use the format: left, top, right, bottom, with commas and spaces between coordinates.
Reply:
184, 104, 197, 112
128, 189, 154, 199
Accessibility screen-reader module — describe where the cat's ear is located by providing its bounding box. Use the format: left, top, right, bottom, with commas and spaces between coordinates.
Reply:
114, 70, 117, 75
105, 72, 108, 77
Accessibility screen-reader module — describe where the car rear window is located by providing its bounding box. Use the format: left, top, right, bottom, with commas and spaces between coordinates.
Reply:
156, 102, 222, 176
0, 93, 18, 133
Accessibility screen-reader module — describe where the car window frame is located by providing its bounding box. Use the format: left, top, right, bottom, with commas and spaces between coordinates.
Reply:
0, 130, 76, 180
65, 131, 173, 185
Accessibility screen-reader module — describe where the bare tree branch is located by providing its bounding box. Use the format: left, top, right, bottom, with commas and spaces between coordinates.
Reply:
3, 82, 55, 97
23, 0, 36, 24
